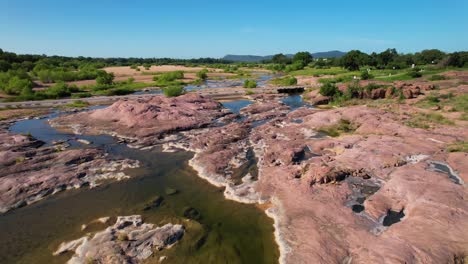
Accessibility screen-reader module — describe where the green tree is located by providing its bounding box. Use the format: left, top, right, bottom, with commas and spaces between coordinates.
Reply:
293, 52, 313, 66
96, 71, 114, 85
447, 52, 468, 67
340, 50, 369, 71
271, 54, 291, 64
376, 48, 398, 67
416, 49, 446, 64
0, 60, 11, 72
6, 76, 34, 95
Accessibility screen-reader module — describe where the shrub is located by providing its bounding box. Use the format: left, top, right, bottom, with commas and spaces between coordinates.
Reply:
64, 100, 90, 108
361, 71, 374, 80
319, 83, 341, 97
429, 74, 447, 81
243, 79, 257, 88
285, 62, 305, 72
163, 86, 185, 97
154, 71, 184, 82
71, 92, 92, 98
426, 94, 440, 103
197, 69, 208, 80
104, 87, 134, 96
447, 141, 468, 153
45, 82, 75, 99
407, 68, 422, 78
365, 83, 383, 92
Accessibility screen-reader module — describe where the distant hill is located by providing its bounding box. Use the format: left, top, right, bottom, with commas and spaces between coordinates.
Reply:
222, 51, 346, 62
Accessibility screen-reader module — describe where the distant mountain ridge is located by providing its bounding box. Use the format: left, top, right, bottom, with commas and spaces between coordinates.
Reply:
222, 50, 346, 62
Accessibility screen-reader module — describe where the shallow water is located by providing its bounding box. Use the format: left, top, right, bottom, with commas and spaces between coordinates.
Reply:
0, 110, 279, 264
281, 94, 312, 110
427, 161, 463, 185
221, 100, 253, 114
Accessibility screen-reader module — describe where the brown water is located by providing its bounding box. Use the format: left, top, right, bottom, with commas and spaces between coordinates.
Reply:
0, 113, 279, 264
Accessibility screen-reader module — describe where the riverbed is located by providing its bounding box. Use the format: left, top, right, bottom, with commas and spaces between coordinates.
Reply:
0, 108, 279, 263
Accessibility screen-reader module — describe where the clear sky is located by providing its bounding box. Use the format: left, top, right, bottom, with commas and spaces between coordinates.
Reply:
1, 0, 467, 58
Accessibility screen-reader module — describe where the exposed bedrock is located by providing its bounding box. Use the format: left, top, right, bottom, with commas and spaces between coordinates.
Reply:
0, 128, 138, 214
51, 93, 230, 147
47, 93, 468, 263
250, 105, 468, 263
54, 215, 184, 263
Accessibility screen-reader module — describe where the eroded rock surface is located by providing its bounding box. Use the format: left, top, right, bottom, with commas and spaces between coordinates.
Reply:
45, 93, 468, 263
0, 128, 138, 213
54, 215, 184, 263
249, 105, 468, 263
51, 93, 229, 147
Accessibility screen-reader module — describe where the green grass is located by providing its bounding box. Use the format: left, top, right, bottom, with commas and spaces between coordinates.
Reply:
447, 141, 468, 153
460, 113, 468, 121
289, 67, 349, 76
318, 72, 358, 84
269, 76, 297, 86
374, 72, 416, 82
405, 112, 455, 129
245, 89, 255, 95
416, 93, 467, 114
428, 74, 448, 81
63, 100, 90, 108
318, 119, 356, 137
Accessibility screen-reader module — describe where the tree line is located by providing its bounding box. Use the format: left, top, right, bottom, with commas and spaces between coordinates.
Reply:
264, 49, 468, 72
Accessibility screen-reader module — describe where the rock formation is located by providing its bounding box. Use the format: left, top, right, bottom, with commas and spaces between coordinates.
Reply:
48, 92, 468, 263
51, 93, 230, 147
0, 128, 138, 214
54, 215, 184, 263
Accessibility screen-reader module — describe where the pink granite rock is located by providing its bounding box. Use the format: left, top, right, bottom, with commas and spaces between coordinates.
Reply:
52, 94, 229, 146
0, 128, 138, 213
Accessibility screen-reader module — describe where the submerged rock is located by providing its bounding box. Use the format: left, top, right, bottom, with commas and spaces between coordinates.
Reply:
182, 207, 201, 220
143, 196, 164, 211
54, 215, 184, 263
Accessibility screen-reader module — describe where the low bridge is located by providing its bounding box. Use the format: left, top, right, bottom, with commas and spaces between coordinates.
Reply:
195, 86, 305, 99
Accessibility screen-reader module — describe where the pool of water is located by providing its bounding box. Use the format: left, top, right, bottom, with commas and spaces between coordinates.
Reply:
427, 161, 463, 185
221, 94, 311, 116
281, 94, 312, 110
221, 100, 253, 114
0, 110, 279, 264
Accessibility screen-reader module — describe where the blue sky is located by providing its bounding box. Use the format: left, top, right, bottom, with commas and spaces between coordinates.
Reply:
1, 0, 467, 58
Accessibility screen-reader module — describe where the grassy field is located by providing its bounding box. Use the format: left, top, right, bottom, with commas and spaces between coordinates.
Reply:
288, 66, 468, 84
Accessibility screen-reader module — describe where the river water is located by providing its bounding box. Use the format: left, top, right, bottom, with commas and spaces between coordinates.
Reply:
0, 93, 311, 263
0, 109, 279, 264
